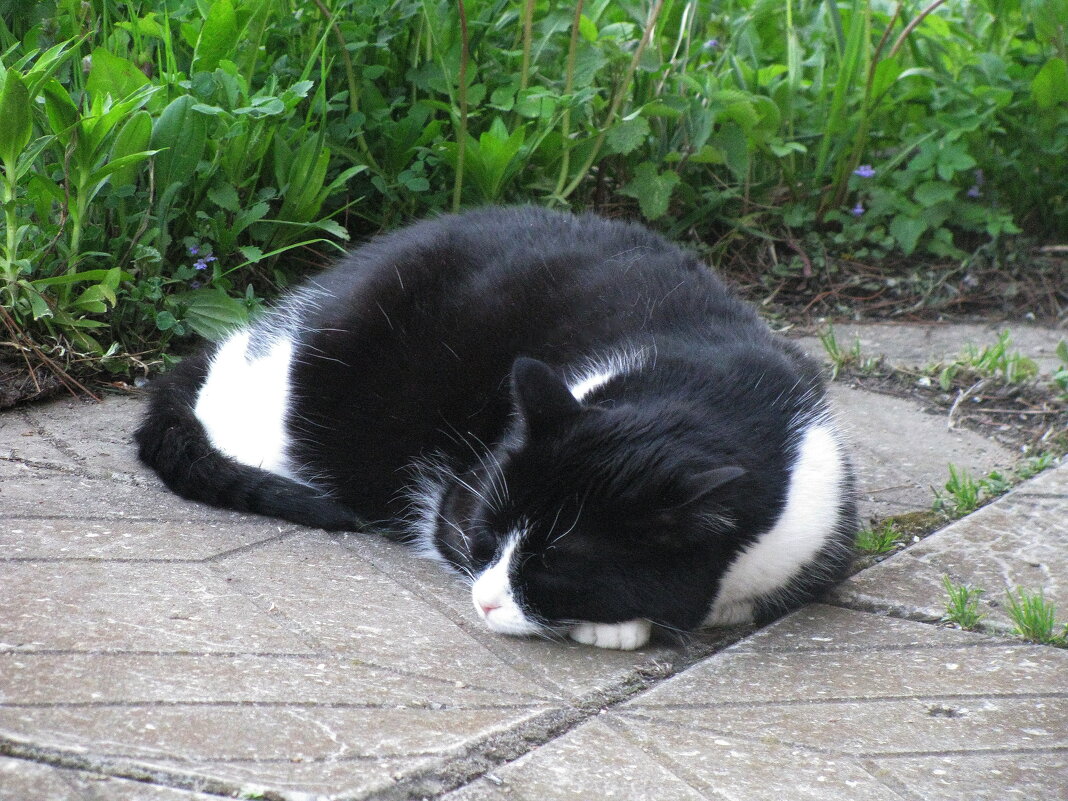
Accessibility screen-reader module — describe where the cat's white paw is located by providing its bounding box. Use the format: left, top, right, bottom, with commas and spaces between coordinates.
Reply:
569, 619, 651, 650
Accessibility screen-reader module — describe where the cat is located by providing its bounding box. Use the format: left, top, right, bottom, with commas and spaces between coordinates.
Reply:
136, 205, 857, 650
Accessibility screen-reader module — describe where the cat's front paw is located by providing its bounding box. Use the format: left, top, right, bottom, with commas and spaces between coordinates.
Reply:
569, 619, 651, 650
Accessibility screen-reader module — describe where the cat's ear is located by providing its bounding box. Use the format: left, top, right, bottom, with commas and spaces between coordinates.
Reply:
511, 357, 582, 431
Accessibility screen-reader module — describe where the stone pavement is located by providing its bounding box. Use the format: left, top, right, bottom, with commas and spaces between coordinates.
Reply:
1, 321, 1066, 801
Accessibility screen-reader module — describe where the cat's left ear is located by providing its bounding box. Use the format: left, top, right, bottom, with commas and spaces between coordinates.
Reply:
512, 357, 582, 432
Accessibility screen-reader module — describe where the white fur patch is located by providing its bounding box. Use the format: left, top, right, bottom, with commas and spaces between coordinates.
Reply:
705, 421, 845, 626
569, 619, 651, 650
471, 535, 542, 636
194, 330, 297, 480
567, 348, 647, 401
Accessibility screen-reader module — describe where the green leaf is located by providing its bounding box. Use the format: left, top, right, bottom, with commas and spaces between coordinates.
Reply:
42, 79, 79, 137
889, 215, 928, 255
0, 68, 32, 168
108, 110, 153, 188
605, 116, 650, 155
193, 0, 239, 74
177, 287, 249, 340
913, 182, 957, 206
151, 95, 208, 199
620, 162, 679, 220
578, 14, 598, 42
1031, 58, 1068, 109
208, 183, 241, 212
86, 48, 150, 105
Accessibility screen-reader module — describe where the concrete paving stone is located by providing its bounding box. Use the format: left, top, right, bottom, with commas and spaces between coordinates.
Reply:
794, 321, 1067, 375
0, 407, 71, 466
0, 755, 221, 801
0, 653, 539, 707
20, 393, 145, 478
0, 470, 280, 523
873, 752, 1068, 801
0, 703, 551, 762
441, 719, 707, 801
0, 755, 220, 801
0, 517, 293, 561
215, 531, 561, 698
443, 604, 1068, 801
139, 755, 436, 800
0, 561, 314, 653
826, 383, 1015, 521
833, 466, 1068, 631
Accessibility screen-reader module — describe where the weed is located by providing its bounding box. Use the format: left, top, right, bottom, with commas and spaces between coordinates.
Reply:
936, 331, 1039, 390
818, 325, 880, 380
1015, 453, 1056, 481
855, 521, 902, 555
933, 464, 983, 517
1005, 588, 1068, 646
1053, 341, 1068, 398
941, 576, 985, 631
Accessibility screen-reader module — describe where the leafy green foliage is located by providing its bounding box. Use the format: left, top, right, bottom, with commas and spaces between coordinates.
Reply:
855, 521, 902, 555
0, 0, 1064, 371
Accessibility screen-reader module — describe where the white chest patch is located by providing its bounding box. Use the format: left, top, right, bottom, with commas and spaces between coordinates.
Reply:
705, 421, 845, 626
194, 330, 297, 480
471, 535, 542, 636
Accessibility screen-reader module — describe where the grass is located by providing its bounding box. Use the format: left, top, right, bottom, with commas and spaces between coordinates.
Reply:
1006, 588, 1068, 646
932, 464, 984, 517
855, 521, 903, 555
818, 325, 881, 380
941, 576, 985, 631
935, 331, 1039, 391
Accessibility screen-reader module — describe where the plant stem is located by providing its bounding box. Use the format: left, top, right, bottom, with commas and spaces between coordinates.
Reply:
559, 0, 666, 201
519, 0, 535, 92
452, 0, 469, 213
552, 0, 585, 200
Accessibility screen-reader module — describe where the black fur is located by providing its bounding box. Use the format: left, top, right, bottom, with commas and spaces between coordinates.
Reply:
137, 206, 856, 634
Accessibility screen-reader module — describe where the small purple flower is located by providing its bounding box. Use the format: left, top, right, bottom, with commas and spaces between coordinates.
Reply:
703, 38, 720, 52
205, 255, 218, 263
967, 185, 981, 198
188, 245, 200, 256
851, 202, 865, 216
853, 164, 876, 178
193, 259, 208, 271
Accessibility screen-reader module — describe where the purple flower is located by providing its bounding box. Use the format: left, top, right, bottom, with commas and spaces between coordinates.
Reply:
703, 38, 720, 51
853, 164, 876, 178
205, 255, 217, 263
851, 202, 865, 216
194, 259, 208, 271
967, 185, 981, 198
188, 245, 200, 256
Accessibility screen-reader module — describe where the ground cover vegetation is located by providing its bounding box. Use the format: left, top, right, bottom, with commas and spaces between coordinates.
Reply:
0, 0, 1065, 391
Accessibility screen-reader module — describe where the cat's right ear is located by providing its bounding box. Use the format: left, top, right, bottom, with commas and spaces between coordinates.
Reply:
511, 357, 582, 433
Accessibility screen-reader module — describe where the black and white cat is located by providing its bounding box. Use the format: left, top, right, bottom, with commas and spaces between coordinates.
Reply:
136, 206, 856, 650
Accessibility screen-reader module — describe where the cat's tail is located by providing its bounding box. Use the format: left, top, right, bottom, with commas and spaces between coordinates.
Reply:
134, 351, 363, 531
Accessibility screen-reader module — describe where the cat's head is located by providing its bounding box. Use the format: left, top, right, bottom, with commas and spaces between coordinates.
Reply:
434, 357, 750, 642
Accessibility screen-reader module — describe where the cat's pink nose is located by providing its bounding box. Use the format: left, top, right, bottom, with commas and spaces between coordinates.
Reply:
479, 601, 500, 616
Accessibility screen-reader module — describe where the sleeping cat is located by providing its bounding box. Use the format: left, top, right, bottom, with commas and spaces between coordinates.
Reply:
136, 205, 856, 650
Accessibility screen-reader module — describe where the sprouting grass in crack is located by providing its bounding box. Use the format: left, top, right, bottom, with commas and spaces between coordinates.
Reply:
941, 576, 985, 631
1006, 588, 1068, 646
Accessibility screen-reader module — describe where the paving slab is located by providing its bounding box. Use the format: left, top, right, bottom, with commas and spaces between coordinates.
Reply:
833, 462, 1068, 632
794, 320, 1067, 375
0, 755, 221, 801
447, 605, 1068, 801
